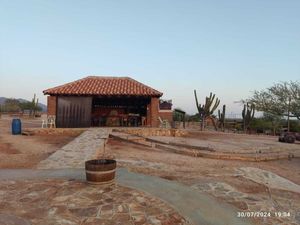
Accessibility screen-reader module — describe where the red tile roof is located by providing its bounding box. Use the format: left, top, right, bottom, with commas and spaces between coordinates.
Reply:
43, 76, 163, 97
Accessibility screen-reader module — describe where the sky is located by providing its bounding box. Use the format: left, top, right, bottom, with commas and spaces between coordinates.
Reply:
0, 0, 299, 115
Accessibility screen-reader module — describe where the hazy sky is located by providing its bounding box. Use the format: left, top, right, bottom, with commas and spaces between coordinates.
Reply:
0, 0, 299, 114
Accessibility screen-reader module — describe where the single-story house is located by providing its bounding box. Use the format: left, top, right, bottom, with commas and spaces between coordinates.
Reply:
43, 76, 172, 128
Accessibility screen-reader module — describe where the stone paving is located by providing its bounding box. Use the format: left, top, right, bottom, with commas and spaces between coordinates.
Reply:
237, 167, 300, 194
4, 128, 256, 225
0, 168, 255, 225
192, 178, 300, 225
0, 179, 191, 225
37, 129, 109, 169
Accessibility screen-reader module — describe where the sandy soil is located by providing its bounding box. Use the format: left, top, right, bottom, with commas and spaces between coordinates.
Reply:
150, 130, 300, 153
106, 133, 300, 224
106, 138, 300, 186
0, 116, 80, 168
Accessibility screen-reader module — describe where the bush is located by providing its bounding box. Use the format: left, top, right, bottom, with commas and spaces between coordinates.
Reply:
289, 120, 300, 132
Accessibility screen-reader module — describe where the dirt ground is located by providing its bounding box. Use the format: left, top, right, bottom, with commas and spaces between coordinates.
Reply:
106, 138, 300, 186
0, 115, 81, 168
151, 130, 300, 154
105, 132, 300, 225
0, 114, 299, 224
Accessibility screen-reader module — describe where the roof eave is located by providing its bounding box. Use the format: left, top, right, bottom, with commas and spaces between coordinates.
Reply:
43, 92, 163, 97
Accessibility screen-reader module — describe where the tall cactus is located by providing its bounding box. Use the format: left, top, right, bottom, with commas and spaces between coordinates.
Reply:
218, 104, 226, 132
242, 103, 255, 133
31, 94, 39, 117
194, 90, 220, 130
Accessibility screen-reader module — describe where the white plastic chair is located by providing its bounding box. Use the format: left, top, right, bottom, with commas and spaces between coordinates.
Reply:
42, 116, 56, 128
158, 117, 170, 128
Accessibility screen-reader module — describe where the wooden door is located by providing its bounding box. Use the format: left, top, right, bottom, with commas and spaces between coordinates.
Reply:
56, 96, 92, 128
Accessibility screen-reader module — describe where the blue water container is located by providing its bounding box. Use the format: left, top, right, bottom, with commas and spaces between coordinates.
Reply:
12, 118, 22, 135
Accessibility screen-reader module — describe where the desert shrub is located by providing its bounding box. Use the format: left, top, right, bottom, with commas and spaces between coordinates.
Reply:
289, 120, 300, 132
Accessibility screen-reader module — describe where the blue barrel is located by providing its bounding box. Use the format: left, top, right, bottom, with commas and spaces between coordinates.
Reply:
12, 119, 22, 135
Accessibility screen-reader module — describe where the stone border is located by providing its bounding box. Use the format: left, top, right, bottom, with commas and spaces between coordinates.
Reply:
113, 128, 187, 137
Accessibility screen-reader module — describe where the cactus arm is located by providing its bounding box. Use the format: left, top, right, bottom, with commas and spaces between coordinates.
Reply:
251, 104, 255, 119
210, 98, 220, 115
194, 90, 200, 113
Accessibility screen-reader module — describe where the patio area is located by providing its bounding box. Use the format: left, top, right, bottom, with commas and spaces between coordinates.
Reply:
0, 179, 189, 225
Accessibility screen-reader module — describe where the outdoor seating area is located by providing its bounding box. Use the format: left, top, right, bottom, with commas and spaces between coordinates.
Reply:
91, 96, 149, 127
41, 115, 56, 128
91, 113, 145, 127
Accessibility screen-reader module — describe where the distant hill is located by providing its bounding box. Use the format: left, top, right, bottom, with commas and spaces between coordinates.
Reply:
0, 97, 47, 112
0, 97, 7, 105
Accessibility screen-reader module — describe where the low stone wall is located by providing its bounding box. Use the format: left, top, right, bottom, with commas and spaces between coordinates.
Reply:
113, 128, 187, 137
174, 121, 201, 129
24, 128, 86, 136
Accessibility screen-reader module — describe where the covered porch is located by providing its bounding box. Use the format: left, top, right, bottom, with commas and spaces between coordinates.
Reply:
52, 95, 159, 128
44, 76, 162, 128
91, 96, 150, 127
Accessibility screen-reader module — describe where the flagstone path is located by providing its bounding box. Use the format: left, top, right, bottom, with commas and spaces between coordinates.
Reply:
37, 128, 109, 169
0, 168, 254, 225
0, 128, 254, 225
0, 178, 190, 225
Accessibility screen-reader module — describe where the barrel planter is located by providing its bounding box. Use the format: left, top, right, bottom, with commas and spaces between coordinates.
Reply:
11, 119, 22, 135
85, 159, 117, 184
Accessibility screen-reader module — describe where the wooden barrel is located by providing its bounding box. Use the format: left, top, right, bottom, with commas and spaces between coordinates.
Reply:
85, 159, 117, 184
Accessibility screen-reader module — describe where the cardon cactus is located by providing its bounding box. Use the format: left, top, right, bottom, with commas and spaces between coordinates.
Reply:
218, 104, 226, 131
31, 93, 39, 117
242, 103, 255, 133
194, 90, 220, 130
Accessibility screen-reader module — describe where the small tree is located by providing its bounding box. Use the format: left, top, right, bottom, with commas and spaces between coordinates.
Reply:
249, 117, 272, 134
250, 81, 300, 131
263, 112, 282, 135
289, 120, 300, 132
2, 99, 20, 112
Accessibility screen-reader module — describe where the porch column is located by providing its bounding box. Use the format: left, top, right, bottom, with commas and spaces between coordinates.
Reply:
146, 103, 151, 126
47, 96, 57, 116
149, 97, 159, 127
